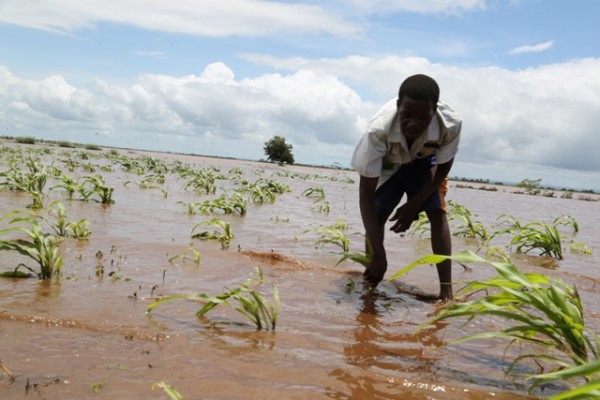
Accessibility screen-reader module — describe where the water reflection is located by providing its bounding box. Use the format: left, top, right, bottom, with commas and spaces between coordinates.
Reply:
329, 282, 448, 399
34, 279, 62, 299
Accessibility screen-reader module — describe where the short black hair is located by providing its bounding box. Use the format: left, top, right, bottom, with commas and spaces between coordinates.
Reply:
398, 74, 440, 105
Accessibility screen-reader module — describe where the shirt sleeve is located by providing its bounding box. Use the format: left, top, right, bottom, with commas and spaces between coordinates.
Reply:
350, 130, 387, 178
436, 120, 461, 164
435, 102, 462, 165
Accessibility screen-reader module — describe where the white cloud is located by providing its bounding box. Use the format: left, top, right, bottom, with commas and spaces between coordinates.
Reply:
1, 69, 98, 123
1, 55, 600, 188
0, 0, 359, 36
198, 63, 236, 84
509, 40, 555, 55
0, 63, 365, 162
347, 0, 486, 14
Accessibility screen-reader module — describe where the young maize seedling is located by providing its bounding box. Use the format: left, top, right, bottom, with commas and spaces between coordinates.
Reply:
148, 267, 279, 330
45, 201, 92, 239
302, 186, 326, 201
336, 239, 374, 268
168, 247, 201, 266
191, 219, 234, 250
0, 211, 63, 279
389, 250, 600, 397
447, 201, 490, 242
303, 226, 351, 253
197, 194, 247, 216
311, 199, 330, 214
82, 175, 115, 204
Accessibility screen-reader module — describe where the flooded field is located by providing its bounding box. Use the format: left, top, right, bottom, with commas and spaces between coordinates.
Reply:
0, 143, 599, 399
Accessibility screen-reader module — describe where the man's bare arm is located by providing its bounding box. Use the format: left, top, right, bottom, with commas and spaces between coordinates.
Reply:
389, 158, 454, 233
359, 175, 388, 284
359, 176, 385, 257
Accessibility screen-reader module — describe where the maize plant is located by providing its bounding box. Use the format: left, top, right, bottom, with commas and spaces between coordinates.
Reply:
0, 211, 63, 279
191, 218, 234, 250
197, 194, 247, 216
82, 175, 115, 204
388, 250, 600, 398
148, 267, 279, 330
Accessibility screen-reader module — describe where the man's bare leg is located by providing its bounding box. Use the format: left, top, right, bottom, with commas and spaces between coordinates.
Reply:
426, 209, 453, 300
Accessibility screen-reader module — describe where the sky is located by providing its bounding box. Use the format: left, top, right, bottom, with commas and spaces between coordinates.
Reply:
1, 0, 599, 191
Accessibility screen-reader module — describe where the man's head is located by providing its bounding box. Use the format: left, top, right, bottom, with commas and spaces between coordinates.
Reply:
396, 74, 439, 141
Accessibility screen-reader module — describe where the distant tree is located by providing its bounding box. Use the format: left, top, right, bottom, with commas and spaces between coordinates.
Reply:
517, 178, 542, 195
263, 136, 294, 164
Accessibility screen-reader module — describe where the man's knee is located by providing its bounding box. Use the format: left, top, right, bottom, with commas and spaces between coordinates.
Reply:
425, 208, 447, 227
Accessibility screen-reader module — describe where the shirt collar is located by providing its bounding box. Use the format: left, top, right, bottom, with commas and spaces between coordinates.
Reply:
388, 113, 439, 151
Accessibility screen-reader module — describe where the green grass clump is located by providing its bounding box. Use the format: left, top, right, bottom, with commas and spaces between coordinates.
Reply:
15, 136, 36, 144
84, 143, 102, 151
57, 140, 76, 148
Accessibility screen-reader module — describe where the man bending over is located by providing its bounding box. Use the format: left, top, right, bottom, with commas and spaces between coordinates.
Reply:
351, 74, 462, 301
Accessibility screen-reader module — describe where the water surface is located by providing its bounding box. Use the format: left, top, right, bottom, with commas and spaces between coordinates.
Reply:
1, 145, 598, 399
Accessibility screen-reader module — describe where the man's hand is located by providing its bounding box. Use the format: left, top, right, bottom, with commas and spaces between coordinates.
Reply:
389, 202, 419, 233
363, 254, 387, 286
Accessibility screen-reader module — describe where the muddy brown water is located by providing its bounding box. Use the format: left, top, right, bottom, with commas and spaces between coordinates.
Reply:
1, 145, 599, 399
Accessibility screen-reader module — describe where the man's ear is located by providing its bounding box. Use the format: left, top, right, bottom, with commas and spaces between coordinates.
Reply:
396, 98, 401, 109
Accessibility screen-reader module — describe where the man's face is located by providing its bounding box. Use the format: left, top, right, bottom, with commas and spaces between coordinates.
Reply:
397, 96, 436, 141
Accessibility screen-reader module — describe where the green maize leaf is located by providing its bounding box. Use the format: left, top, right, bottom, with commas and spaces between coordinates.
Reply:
147, 295, 194, 313
387, 250, 516, 281
0, 225, 28, 236
148, 267, 278, 330
0, 269, 34, 278
271, 286, 280, 328
533, 359, 600, 384
500, 328, 571, 351
585, 332, 600, 360
234, 298, 260, 328
151, 381, 185, 400
432, 307, 550, 329
250, 293, 271, 329
196, 289, 239, 313
196, 299, 229, 317
550, 385, 600, 400
237, 295, 259, 315
491, 262, 539, 288
549, 286, 583, 323
386, 253, 450, 282
336, 251, 371, 267
445, 331, 561, 351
